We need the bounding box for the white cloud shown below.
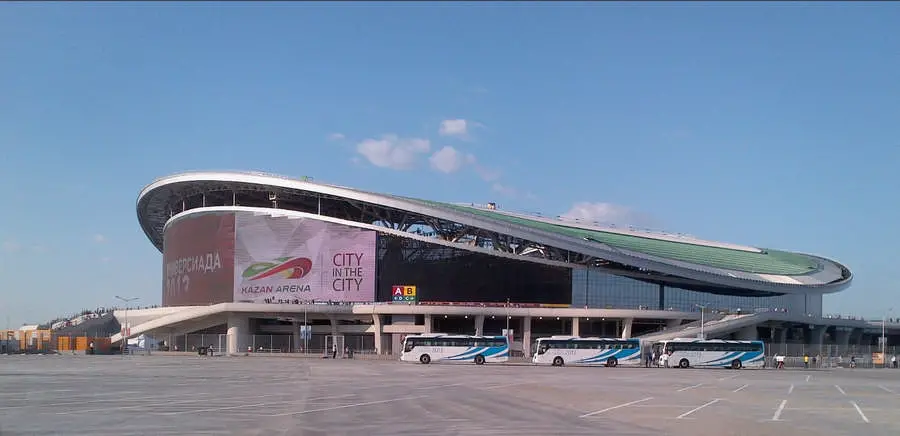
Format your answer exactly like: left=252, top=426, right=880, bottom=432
left=561, top=202, right=653, bottom=227
left=93, top=234, right=107, bottom=243
left=2, top=241, right=21, bottom=253
left=429, top=146, right=464, bottom=174
left=356, top=134, right=431, bottom=170
left=439, top=119, right=469, bottom=137
left=327, top=133, right=345, bottom=141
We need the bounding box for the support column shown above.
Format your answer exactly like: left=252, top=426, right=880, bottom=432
left=226, top=314, right=249, bottom=355
left=620, top=318, right=634, bottom=339
left=736, top=326, right=758, bottom=341
left=392, top=334, right=403, bottom=356
left=523, top=316, right=532, bottom=357
left=850, top=328, right=864, bottom=346
left=475, top=315, right=485, bottom=336
left=329, top=316, right=339, bottom=337
left=372, top=314, right=384, bottom=355
left=806, top=325, right=826, bottom=354
left=666, top=319, right=682, bottom=330
left=292, top=321, right=301, bottom=353
left=836, top=329, right=850, bottom=351
left=423, top=314, right=433, bottom=334
left=571, top=317, right=580, bottom=337
left=775, top=327, right=788, bottom=344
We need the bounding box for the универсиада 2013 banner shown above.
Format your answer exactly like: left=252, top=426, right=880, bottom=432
left=162, top=212, right=236, bottom=306
left=233, top=214, right=377, bottom=303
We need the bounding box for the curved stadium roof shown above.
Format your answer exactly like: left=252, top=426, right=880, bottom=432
left=137, top=171, right=852, bottom=296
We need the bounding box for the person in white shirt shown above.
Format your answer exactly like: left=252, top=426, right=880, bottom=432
left=774, top=354, right=785, bottom=369
left=660, top=352, right=669, bottom=368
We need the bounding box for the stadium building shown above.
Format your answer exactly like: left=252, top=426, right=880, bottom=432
left=116, top=171, right=898, bottom=356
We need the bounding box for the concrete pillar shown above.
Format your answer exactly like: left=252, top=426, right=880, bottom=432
left=666, top=319, right=682, bottom=329
left=523, top=316, right=532, bottom=357
left=329, top=317, right=339, bottom=337
left=292, top=321, right=301, bottom=352
left=836, top=329, right=850, bottom=351
left=807, top=326, right=827, bottom=354
left=423, top=314, right=433, bottom=334
left=775, top=327, right=788, bottom=344
left=372, top=314, right=384, bottom=355
left=226, top=314, right=249, bottom=355
left=571, top=317, right=580, bottom=337
left=392, top=333, right=404, bottom=356
left=475, top=315, right=485, bottom=336
left=736, top=326, right=758, bottom=341
left=850, top=328, right=864, bottom=346
left=620, top=318, right=634, bottom=339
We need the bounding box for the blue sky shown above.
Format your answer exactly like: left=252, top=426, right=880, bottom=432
left=1, top=2, right=897, bottom=327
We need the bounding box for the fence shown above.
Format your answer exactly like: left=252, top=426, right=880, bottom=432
left=762, top=343, right=899, bottom=369
left=169, top=334, right=377, bottom=355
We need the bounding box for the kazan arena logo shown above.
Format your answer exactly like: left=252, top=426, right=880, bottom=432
left=242, top=257, right=313, bottom=281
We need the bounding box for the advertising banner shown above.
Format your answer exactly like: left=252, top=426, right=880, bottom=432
left=162, top=212, right=236, bottom=306
left=233, top=214, right=377, bottom=303
left=391, top=285, right=417, bottom=303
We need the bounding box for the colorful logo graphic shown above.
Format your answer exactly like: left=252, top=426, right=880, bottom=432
left=242, top=257, right=313, bottom=281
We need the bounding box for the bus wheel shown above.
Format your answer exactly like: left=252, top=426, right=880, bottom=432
left=420, top=354, right=431, bottom=365
left=474, top=354, right=485, bottom=365
left=679, top=359, right=690, bottom=369
left=606, top=357, right=618, bottom=368
left=731, top=359, right=742, bottom=370
left=553, top=356, right=565, bottom=367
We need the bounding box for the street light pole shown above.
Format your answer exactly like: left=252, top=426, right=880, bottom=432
left=505, top=297, right=510, bottom=336
left=883, top=308, right=893, bottom=368
left=695, top=304, right=707, bottom=339
left=304, top=303, right=309, bottom=355
left=115, top=296, right=139, bottom=354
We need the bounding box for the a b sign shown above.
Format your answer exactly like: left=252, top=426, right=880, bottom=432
left=392, top=285, right=417, bottom=302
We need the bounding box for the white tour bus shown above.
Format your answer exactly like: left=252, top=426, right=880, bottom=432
left=401, top=333, right=509, bottom=365
left=653, top=338, right=765, bottom=369
left=532, top=336, right=642, bottom=367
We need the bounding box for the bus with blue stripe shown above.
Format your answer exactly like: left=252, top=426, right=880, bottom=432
left=401, top=334, right=509, bottom=365
left=653, top=339, right=765, bottom=369
left=532, top=336, right=641, bottom=367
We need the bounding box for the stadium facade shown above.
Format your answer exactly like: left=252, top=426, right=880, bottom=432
left=119, top=171, right=892, bottom=356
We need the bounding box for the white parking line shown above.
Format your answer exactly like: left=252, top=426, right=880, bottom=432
left=878, top=385, right=895, bottom=394
left=0, top=389, right=73, bottom=397
left=772, top=399, right=787, bottom=421
left=788, top=384, right=794, bottom=395
left=835, top=385, right=847, bottom=396
left=414, top=383, right=464, bottom=390
left=152, top=394, right=357, bottom=416
left=717, top=374, right=740, bottom=381
left=0, top=392, right=216, bottom=411
left=54, top=392, right=296, bottom=415
left=579, top=397, right=654, bottom=418
left=806, top=375, right=811, bottom=382
left=850, top=401, right=870, bottom=423
left=481, top=381, right=532, bottom=390
left=677, top=383, right=704, bottom=392
left=264, top=394, right=427, bottom=417
left=732, top=384, right=749, bottom=393
left=677, top=399, right=721, bottom=419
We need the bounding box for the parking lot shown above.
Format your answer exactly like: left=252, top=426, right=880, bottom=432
left=1, top=355, right=899, bottom=435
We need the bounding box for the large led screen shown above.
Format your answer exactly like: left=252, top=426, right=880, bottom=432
left=233, top=214, right=377, bottom=304
left=162, top=212, right=236, bottom=306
